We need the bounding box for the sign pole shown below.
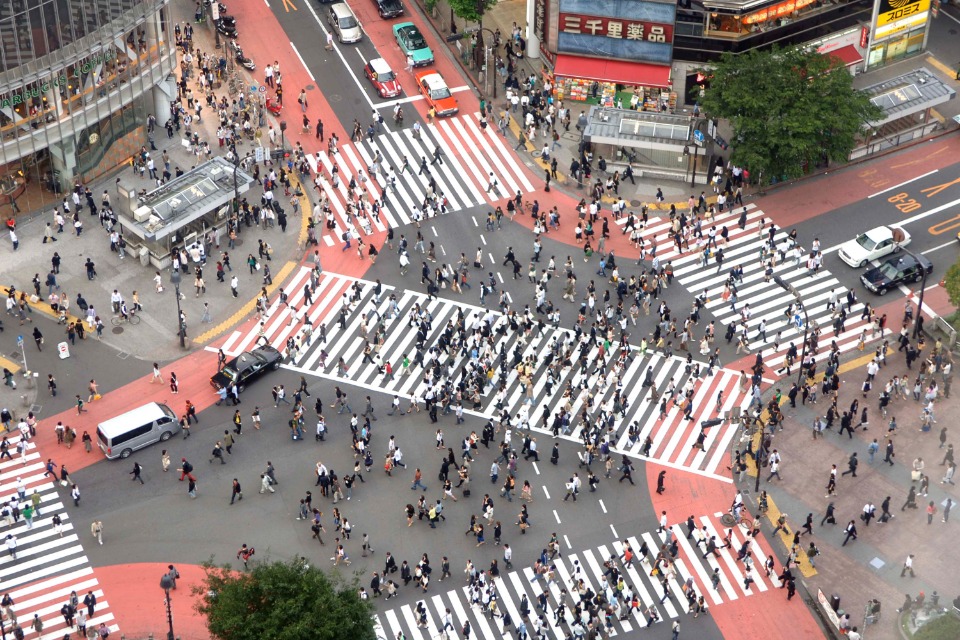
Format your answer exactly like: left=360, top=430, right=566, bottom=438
left=17, top=336, right=27, bottom=379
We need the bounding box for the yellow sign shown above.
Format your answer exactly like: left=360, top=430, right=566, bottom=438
left=877, top=0, right=929, bottom=27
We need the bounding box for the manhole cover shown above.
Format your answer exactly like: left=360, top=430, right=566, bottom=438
left=719, top=513, right=737, bottom=527
left=111, top=327, right=124, bottom=335
left=306, top=85, right=316, bottom=91
left=8, top=351, right=22, bottom=362
left=629, top=199, right=642, bottom=207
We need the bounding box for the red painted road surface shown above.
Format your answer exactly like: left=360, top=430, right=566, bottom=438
left=49, top=3, right=960, bottom=638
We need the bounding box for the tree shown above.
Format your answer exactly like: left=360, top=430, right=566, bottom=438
left=448, top=0, right=498, bottom=23
left=194, top=558, right=376, bottom=640
left=699, top=46, right=883, bottom=186
left=944, top=256, right=960, bottom=307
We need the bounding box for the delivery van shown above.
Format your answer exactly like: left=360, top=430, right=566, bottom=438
left=97, top=402, right=179, bottom=459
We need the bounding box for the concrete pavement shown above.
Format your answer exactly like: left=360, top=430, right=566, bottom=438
left=0, top=9, right=307, bottom=372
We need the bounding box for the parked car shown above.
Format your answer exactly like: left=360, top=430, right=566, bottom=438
left=372, top=0, right=404, bottom=19
left=415, top=70, right=458, bottom=116
left=364, top=57, right=402, bottom=98
left=838, top=225, right=910, bottom=268
left=393, top=22, right=433, bottom=66
left=211, top=346, right=282, bottom=392
left=328, top=3, right=362, bottom=43
left=860, top=254, right=932, bottom=295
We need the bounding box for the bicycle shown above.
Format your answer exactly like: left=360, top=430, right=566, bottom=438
left=111, top=313, right=141, bottom=326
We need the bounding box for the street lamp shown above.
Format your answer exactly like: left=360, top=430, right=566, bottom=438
left=773, top=275, right=809, bottom=387
left=160, top=573, right=175, bottom=640
left=169, top=269, right=186, bottom=348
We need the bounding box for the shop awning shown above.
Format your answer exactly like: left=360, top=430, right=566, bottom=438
left=554, top=54, right=672, bottom=88
left=827, top=45, right=863, bottom=67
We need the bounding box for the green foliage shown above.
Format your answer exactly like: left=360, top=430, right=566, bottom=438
left=194, top=558, right=375, bottom=640
left=448, top=0, right=498, bottom=23
left=699, top=45, right=884, bottom=186
left=913, top=612, right=960, bottom=640
left=944, top=257, right=960, bottom=308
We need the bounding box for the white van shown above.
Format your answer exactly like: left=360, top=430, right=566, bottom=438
left=97, top=402, right=180, bottom=459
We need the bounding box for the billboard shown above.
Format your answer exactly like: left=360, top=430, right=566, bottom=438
left=872, top=0, right=930, bottom=38
left=557, top=0, right=675, bottom=65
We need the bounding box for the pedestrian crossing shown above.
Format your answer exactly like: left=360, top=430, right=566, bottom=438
left=212, top=267, right=748, bottom=480
left=303, top=112, right=535, bottom=245
left=0, top=435, right=119, bottom=639
left=616, top=203, right=887, bottom=379
left=372, top=512, right=777, bottom=640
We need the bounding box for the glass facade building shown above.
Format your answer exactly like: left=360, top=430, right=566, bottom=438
left=0, top=0, right=175, bottom=215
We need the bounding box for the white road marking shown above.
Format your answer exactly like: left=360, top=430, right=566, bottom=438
left=867, top=169, right=938, bottom=198
left=921, top=240, right=957, bottom=255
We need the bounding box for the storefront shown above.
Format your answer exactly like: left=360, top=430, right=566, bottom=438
left=0, top=0, right=176, bottom=217
left=810, top=26, right=868, bottom=74
left=550, top=55, right=675, bottom=110
left=538, top=0, right=678, bottom=108
left=702, top=0, right=825, bottom=37
left=864, top=0, right=931, bottom=70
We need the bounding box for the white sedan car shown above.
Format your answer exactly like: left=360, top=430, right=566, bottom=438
left=838, top=225, right=911, bottom=268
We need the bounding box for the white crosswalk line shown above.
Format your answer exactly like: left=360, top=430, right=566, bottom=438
left=220, top=271, right=740, bottom=479
left=298, top=114, right=533, bottom=232
left=376, top=519, right=766, bottom=638
left=672, top=207, right=886, bottom=379
left=1, top=457, right=120, bottom=637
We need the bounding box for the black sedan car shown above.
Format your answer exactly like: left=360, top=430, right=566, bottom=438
left=372, top=0, right=403, bottom=18
left=211, top=345, right=282, bottom=392
left=860, top=254, right=933, bottom=295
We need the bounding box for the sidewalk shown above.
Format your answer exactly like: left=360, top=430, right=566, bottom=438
left=421, top=0, right=713, bottom=213
left=741, top=338, right=957, bottom=639
left=0, top=1, right=305, bottom=370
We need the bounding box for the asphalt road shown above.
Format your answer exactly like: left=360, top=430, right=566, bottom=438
left=22, top=3, right=960, bottom=639
left=788, top=159, right=960, bottom=298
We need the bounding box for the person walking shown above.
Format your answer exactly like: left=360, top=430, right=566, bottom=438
left=900, top=554, right=915, bottom=577
left=841, top=520, right=857, bottom=546
left=230, top=478, right=243, bottom=504
left=130, top=462, right=144, bottom=484
left=91, top=520, right=103, bottom=545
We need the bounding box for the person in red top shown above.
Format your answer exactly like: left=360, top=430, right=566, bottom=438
left=237, top=544, right=255, bottom=569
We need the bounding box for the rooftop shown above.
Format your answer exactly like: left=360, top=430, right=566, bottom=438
left=862, top=67, right=956, bottom=126
left=123, top=156, right=255, bottom=243
left=582, top=106, right=694, bottom=146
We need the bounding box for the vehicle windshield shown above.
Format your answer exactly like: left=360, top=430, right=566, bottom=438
left=339, top=16, right=358, bottom=28
left=430, top=86, right=451, bottom=100
left=878, top=263, right=901, bottom=279
left=856, top=234, right=878, bottom=251
left=406, top=30, right=425, bottom=48
left=378, top=69, right=395, bottom=81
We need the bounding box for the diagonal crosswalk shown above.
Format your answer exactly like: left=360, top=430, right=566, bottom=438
left=615, top=204, right=887, bottom=379
left=0, top=436, right=119, bottom=639
left=372, top=512, right=778, bottom=640
left=213, top=267, right=747, bottom=480
left=302, top=113, right=534, bottom=245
